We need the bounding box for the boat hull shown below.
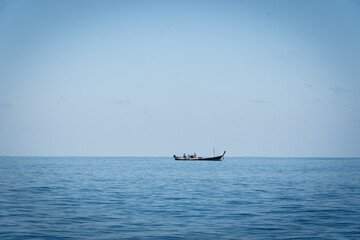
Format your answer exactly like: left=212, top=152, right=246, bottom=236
left=173, top=151, right=226, bottom=161
left=174, top=156, right=222, bottom=161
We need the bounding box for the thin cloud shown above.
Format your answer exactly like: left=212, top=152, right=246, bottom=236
left=303, top=81, right=312, bottom=88
left=110, top=99, right=131, bottom=106
left=115, top=99, right=130, bottom=104
left=160, top=25, right=171, bottom=33
left=330, top=86, right=350, bottom=94
left=251, top=98, right=266, bottom=104
left=0, top=103, right=12, bottom=109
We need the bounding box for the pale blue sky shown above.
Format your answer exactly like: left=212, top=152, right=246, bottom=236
left=1, top=0, right=360, bottom=157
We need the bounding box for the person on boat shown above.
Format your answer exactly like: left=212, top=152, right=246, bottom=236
left=194, top=152, right=196, bottom=158
left=183, top=153, right=186, bottom=158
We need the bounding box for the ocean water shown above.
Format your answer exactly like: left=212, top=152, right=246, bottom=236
left=0, top=157, right=360, bottom=239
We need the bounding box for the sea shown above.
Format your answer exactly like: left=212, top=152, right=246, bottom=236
left=0, top=156, right=359, bottom=240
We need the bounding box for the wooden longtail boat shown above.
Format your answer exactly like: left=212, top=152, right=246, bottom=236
left=173, top=151, right=226, bottom=161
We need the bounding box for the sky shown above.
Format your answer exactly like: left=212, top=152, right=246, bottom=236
left=0, top=0, right=360, bottom=157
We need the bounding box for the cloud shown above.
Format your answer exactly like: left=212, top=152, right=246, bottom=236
left=110, top=99, right=131, bottom=106
left=115, top=99, right=130, bottom=105
left=250, top=98, right=266, bottom=104
left=0, top=103, right=12, bottom=110
left=303, top=81, right=312, bottom=88
left=330, top=86, right=350, bottom=95
left=160, top=25, right=171, bottom=33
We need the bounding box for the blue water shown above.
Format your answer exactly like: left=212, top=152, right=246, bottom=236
left=1, top=157, right=360, bottom=239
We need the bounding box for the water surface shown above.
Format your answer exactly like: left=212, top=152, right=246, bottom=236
left=1, top=157, right=359, bottom=239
